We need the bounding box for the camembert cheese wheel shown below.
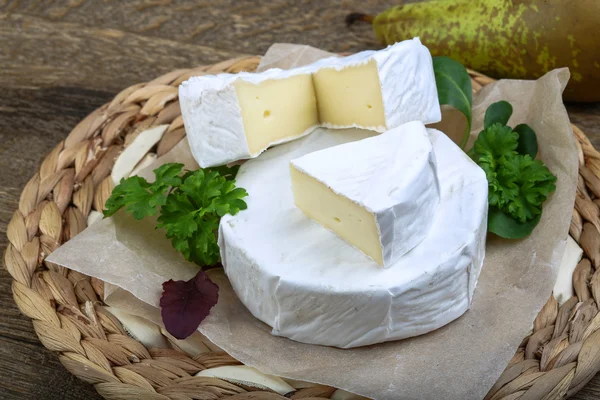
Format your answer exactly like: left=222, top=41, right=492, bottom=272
left=219, top=126, right=488, bottom=348
left=290, top=121, right=440, bottom=267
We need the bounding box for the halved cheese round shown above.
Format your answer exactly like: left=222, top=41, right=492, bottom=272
left=179, top=38, right=440, bottom=168
left=219, top=127, right=488, bottom=348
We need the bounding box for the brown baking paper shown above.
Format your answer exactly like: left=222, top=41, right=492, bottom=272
left=47, top=44, right=577, bottom=400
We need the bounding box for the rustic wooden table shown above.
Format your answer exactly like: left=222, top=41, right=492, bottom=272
left=1, top=1, right=600, bottom=399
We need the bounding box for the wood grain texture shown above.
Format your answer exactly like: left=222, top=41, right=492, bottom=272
left=1, top=0, right=387, bottom=54
left=0, top=1, right=599, bottom=399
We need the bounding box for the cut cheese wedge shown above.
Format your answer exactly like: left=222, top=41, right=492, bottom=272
left=311, top=41, right=440, bottom=131
left=179, top=67, right=318, bottom=168
left=290, top=121, right=440, bottom=267
left=179, top=37, right=440, bottom=167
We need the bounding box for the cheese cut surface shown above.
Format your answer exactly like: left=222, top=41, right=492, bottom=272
left=235, top=75, right=319, bottom=155
left=309, top=38, right=441, bottom=132
left=312, top=60, right=386, bottom=130
left=290, top=166, right=383, bottom=264
left=179, top=37, right=441, bottom=167
left=219, top=127, right=488, bottom=348
left=289, top=121, right=439, bottom=267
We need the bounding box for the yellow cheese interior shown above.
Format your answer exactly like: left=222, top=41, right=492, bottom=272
left=290, top=165, right=383, bottom=265
left=234, top=61, right=388, bottom=154
left=312, top=60, right=386, bottom=129
left=235, top=75, right=319, bottom=156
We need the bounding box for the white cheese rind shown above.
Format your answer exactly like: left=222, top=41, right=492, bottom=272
left=179, top=38, right=440, bottom=168
left=219, top=127, right=488, bottom=348
left=290, top=121, right=440, bottom=267
left=179, top=67, right=318, bottom=168
left=179, top=77, right=247, bottom=168
left=312, top=38, right=441, bottom=131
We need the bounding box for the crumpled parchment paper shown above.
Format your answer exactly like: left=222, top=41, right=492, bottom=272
left=47, top=43, right=577, bottom=400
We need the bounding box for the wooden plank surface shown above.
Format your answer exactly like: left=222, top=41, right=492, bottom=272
left=0, top=1, right=599, bottom=399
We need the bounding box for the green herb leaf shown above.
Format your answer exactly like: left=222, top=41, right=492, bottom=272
left=103, top=177, right=168, bottom=220
left=154, top=163, right=185, bottom=187
left=514, top=123, right=539, bottom=158
left=432, top=56, right=472, bottom=149
left=156, top=168, right=248, bottom=266
left=488, top=207, right=541, bottom=239
left=469, top=103, right=556, bottom=239
left=484, top=101, right=513, bottom=129
left=470, top=123, right=518, bottom=164
left=103, top=163, right=248, bottom=266
left=103, top=163, right=186, bottom=220
left=498, top=155, right=557, bottom=223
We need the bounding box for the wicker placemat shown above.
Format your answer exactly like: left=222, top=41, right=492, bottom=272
left=4, top=56, right=600, bottom=400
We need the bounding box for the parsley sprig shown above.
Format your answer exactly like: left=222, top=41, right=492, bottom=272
left=103, top=163, right=248, bottom=265
left=469, top=101, right=557, bottom=239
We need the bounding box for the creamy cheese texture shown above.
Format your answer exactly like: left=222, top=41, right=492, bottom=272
left=310, top=39, right=441, bottom=131
left=235, top=75, right=319, bottom=156
left=179, top=37, right=441, bottom=167
left=290, top=121, right=440, bottom=267
left=219, top=127, right=488, bottom=348
left=312, top=60, right=387, bottom=130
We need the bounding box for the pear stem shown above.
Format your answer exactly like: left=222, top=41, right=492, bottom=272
left=345, top=12, right=374, bottom=27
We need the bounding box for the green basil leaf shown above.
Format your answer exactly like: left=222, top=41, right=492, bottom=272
left=514, top=123, right=539, bottom=158
left=484, top=101, right=513, bottom=129
left=488, top=206, right=541, bottom=239
left=432, top=56, right=472, bottom=149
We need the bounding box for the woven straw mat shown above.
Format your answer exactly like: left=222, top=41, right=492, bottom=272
left=4, top=55, right=600, bottom=400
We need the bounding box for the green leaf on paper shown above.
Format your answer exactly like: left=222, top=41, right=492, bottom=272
left=484, top=101, right=513, bottom=129
left=103, top=163, right=186, bottom=220
left=103, top=163, right=248, bottom=266
left=514, top=123, right=539, bottom=158
left=157, top=168, right=248, bottom=266
left=469, top=100, right=557, bottom=239
left=488, top=207, right=541, bottom=239
left=471, top=124, right=556, bottom=225
left=432, top=56, right=473, bottom=149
